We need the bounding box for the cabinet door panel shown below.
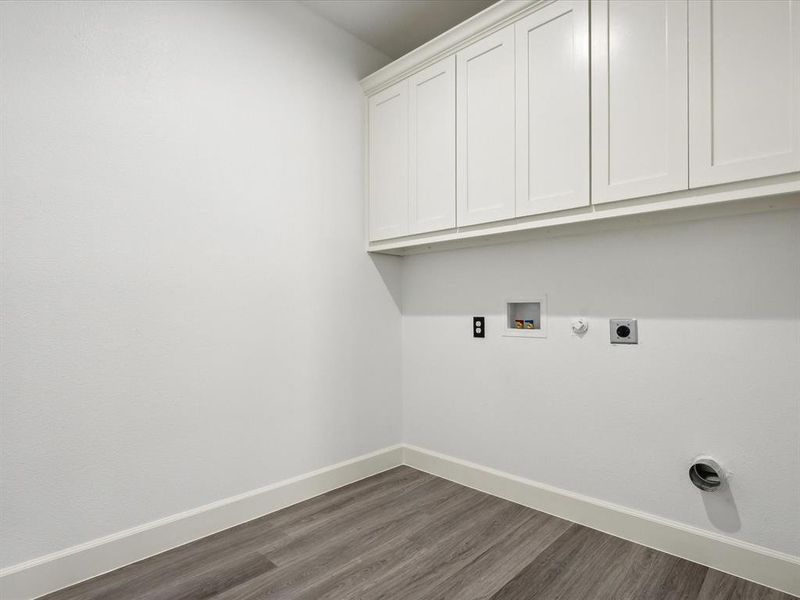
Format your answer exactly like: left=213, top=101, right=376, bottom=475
left=592, top=0, right=688, bottom=203
left=457, top=26, right=516, bottom=227
left=689, top=0, right=800, bottom=187
left=409, top=56, right=456, bottom=234
left=368, top=80, right=409, bottom=241
left=516, top=0, right=589, bottom=216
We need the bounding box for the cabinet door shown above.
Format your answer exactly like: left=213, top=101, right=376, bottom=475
left=409, top=56, right=456, bottom=234
left=689, top=0, right=800, bottom=188
left=457, top=26, right=516, bottom=226
left=592, top=0, right=688, bottom=204
left=516, top=0, right=589, bottom=216
left=368, top=80, right=409, bottom=241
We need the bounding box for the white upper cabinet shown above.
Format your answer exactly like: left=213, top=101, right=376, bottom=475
left=409, top=56, right=456, bottom=234
left=457, top=25, right=516, bottom=227
left=515, top=0, right=589, bottom=216
left=368, top=80, right=409, bottom=241
left=592, top=0, right=689, bottom=204
left=689, top=0, right=800, bottom=188
left=362, top=0, right=800, bottom=253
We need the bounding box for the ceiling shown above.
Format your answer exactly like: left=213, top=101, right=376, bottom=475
left=302, top=0, right=497, bottom=59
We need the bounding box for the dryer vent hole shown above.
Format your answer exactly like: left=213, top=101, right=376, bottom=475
left=689, top=461, right=722, bottom=491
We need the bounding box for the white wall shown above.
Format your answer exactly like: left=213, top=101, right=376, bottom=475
left=0, top=0, right=399, bottom=569
left=3, top=0, right=799, bottom=578
left=402, top=209, right=800, bottom=557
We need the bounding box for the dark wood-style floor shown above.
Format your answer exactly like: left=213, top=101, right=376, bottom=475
left=41, top=466, right=796, bottom=600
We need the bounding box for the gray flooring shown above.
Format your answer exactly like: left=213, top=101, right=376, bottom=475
left=40, top=466, right=797, bottom=600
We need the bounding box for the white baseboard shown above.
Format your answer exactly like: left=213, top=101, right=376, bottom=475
left=4, top=444, right=798, bottom=599
left=403, top=445, right=800, bottom=597
left=0, top=445, right=404, bottom=600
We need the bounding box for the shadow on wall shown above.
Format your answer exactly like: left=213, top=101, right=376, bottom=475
left=701, top=487, right=742, bottom=534
left=398, top=208, right=800, bottom=321
left=370, top=253, right=403, bottom=312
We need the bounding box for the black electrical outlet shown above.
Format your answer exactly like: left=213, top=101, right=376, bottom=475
left=473, top=316, right=485, bottom=338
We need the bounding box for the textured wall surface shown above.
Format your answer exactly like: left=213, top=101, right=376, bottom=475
left=402, top=209, right=800, bottom=557
left=0, top=0, right=399, bottom=568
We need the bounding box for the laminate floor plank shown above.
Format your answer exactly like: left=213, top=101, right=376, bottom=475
left=611, top=544, right=708, bottom=600
left=38, top=467, right=422, bottom=600
left=266, top=474, right=461, bottom=567
left=271, top=466, right=435, bottom=541
left=38, top=466, right=798, bottom=600
left=314, top=493, right=515, bottom=600
left=287, top=527, right=428, bottom=600
left=488, top=524, right=773, bottom=600
left=38, top=466, right=423, bottom=600
left=696, top=569, right=798, bottom=600
left=137, top=553, right=276, bottom=600
left=362, top=500, right=533, bottom=600
left=37, top=526, right=286, bottom=600
left=212, top=476, right=471, bottom=599
left=424, top=510, right=575, bottom=600
left=489, top=523, right=637, bottom=600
